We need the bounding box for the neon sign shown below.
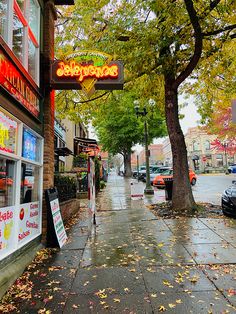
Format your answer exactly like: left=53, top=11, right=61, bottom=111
left=0, top=48, right=40, bottom=118
left=56, top=61, right=119, bottom=82
left=50, top=51, right=124, bottom=96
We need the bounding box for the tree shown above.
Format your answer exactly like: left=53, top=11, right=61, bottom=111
left=93, top=91, right=167, bottom=176
left=55, top=0, right=236, bottom=212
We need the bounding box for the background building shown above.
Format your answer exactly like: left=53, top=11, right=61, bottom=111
left=185, top=127, right=234, bottom=173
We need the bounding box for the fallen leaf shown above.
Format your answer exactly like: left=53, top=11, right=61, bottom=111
left=113, top=298, right=121, bottom=303
left=158, top=305, right=167, bottom=312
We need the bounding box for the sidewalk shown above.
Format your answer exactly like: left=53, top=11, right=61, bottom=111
left=2, top=173, right=236, bottom=313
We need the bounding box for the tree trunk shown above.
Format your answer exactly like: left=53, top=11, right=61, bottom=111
left=165, top=77, right=196, bottom=212
left=123, top=152, right=132, bottom=177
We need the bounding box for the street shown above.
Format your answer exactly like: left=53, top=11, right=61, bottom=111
left=142, top=173, right=236, bottom=205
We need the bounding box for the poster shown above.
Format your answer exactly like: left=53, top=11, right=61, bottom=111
left=18, top=201, right=40, bottom=246
left=49, top=198, right=67, bottom=248
left=0, top=205, right=16, bottom=257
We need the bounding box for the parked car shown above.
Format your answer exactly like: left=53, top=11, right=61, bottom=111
left=153, top=169, right=197, bottom=188
left=142, top=167, right=172, bottom=184
left=228, top=164, right=236, bottom=174
left=221, top=181, right=236, bottom=217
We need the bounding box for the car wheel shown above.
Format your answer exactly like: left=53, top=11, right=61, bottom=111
left=191, top=178, right=196, bottom=186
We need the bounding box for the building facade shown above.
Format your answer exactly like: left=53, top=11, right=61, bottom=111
left=0, top=0, right=74, bottom=298
left=138, top=144, right=164, bottom=166
left=185, top=127, right=234, bottom=173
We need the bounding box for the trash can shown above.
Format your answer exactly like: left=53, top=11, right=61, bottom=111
left=163, top=178, right=173, bottom=201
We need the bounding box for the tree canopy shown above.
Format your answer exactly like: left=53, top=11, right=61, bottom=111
left=55, top=0, right=236, bottom=211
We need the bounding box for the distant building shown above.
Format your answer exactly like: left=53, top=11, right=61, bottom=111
left=185, top=127, right=234, bottom=172
left=162, top=137, right=172, bottom=166
left=136, top=144, right=164, bottom=166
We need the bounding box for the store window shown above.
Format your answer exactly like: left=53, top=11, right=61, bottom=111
left=204, top=140, right=210, bottom=151
left=193, top=141, right=199, bottom=151
left=0, top=0, right=8, bottom=41
left=12, top=12, right=24, bottom=63
left=22, top=128, right=41, bottom=162
left=0, top=0, right=40, bottom=83
left=216, top=154, right=223, bottom=167
left=0, top=110, right=18, bottom=154
left=20, top=163, right=40, bottom=204
left=0, top=158, right=15, bottom=208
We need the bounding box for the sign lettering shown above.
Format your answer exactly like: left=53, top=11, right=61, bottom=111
left=0, top=48, right=40, bottom=118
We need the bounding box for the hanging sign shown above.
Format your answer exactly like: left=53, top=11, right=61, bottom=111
left=0, top=47, right=40, bottom=118
left=50, top=50, right=124, bottom=96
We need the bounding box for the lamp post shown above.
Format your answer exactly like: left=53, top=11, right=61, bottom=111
left=222, top=141, right=229, bottom=174
left=134, top=99, right=155, bottom=195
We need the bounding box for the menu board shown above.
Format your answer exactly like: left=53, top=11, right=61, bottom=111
left=49, top=198, right=67, bottom=248
left=18, top=201, right=40, bottom=246
left=0, top=205, right=16, bottom=257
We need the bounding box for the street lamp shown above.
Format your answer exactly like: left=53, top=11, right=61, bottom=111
left=134, top=99, right=155, bottom=195
left=222, top=141, right=229, bottom=174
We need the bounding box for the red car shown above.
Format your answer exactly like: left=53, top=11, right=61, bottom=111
left=153, top=169, right=197, bottom=188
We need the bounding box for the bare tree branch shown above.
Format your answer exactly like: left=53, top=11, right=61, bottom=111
left=202, top=24, right=236, bottom=37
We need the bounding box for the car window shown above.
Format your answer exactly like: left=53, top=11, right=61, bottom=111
left=161, top=169, right=173, bottom=175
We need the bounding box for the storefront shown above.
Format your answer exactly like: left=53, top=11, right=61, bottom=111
left=0, top=0, right=43, bottom=263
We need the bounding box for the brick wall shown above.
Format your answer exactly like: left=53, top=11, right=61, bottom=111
left=41, top=0, right=57, bottom=243
left=60, top=199, right=80, bottom=222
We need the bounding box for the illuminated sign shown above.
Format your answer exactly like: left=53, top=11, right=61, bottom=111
left=56, top=61, right=119, bottom=82
left=0, top=48, right=40, bottom=118
left=50, top=50, right=124, bottom=95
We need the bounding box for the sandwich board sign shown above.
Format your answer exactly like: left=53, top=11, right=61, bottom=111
left=45, top=187, right=67, bottom=248
left=130, top=180, right=144, bottom=200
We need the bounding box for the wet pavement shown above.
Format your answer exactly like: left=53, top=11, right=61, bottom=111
left=2, top=173, right=236, bottom=313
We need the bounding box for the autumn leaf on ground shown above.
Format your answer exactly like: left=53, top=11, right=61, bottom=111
left=158, top=305, right=167, bottom=312
left=176, top=299, right=182, bottom=304
left=113, top=298, right=121, bottom=303
left=72, top=304, right=80, bottom=309
left=124, top=287, right=130, bottom=292
left=189, top=276, right=199, bottom=283
left=169, top=303, right=176, bottom=308
left=151, top=293, right=157, bottom=298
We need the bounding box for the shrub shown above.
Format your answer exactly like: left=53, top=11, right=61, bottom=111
left=54, top=174, right=76, bottom=202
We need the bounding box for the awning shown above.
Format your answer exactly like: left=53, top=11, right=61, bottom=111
left=55, top=147, right=73, bottom=156
left=54, top=0, right=74, bottom=5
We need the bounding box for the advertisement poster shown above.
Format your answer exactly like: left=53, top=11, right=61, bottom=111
left=49, top=198, right=67, bottom=248
left=22, top=129, right=37, bottom=161
left=88, top=158, right=96, bottom=215
left=18, top=201, right=40, bottom=246
left=0, top=205, right=16, bottom=258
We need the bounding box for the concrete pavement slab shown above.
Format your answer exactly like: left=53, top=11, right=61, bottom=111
left=165, top=218, right=208, bottom=231
left=142, top=265, right=215, bottom=292
left=199, top=217, right=236, bottom=230
left=135, top=244, right=195, bottom=266
left=150, top=291, right=236, bottom=313
left=61, top=235, right=88, bottom=250
left=64, top=293, right=153, bottom=313
left=71, top=266, right=146, bottom=295
left=184, top=243, right=236, bottom=264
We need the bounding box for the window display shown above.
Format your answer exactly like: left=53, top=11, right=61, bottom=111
left=20, top=163, right=40, bottom=204
left=22, top=129, right=37, bottom=161
left=0, top=108, right=43, bottom=260
left=0, top=158, right=15, bottom=208
left=0, top=110, right=18, bottom=154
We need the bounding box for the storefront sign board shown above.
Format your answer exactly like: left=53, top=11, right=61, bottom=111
left=0, top=48, right=40, bottom=118
left=18, top=201, right=40, bottom=246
